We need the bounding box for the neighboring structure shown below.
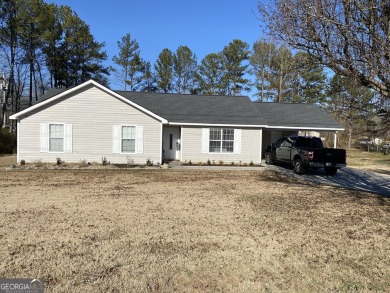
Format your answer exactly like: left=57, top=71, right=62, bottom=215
left=10, top=80, right=344, bottom=164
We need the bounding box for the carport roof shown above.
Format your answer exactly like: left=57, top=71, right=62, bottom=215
left=252, top=102, right=344, bottom=130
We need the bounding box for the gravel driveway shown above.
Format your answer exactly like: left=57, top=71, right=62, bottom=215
left=265, top=163, right=390, bottom=196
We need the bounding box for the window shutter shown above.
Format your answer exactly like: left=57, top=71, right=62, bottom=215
left=201, top=128, right=209, bottom=153
left=40, top=123, right=48, bottom=153
left=234, top=129, right=241, bottom=154
left=113, top=125, right=120, bottom=153
left=64, top=124, right=73, bottom=153
left=136, top=126, right=144, bottom=154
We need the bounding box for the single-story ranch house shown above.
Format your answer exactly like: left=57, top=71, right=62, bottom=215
left=10, top=80, right=344, bottom=165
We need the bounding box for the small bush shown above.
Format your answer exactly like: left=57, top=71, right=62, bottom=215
left=218, top=160, right=224, bottom=165
left=188, top=160, right=192, bottom=166
left=249, top=161, right=254, bottom=166
left=20, top=159, right=26, bottom=166
left=79, top=159, right=88, bottom=168
left=102, top=156, right=108, bottom=166
left=230, top=161, right=235, bottom=166
left=56, top=158, right=62, bottom=166
left=0, top=128, right=16, bottom=154
left=126, top=156, right=135, bottom=167
left=243, top=162, right=248, bottom=167
left=146, top=158, right=153, bottom=166
left=207, top=159, right=211, bottom=165
left=34, top=159, right=43, bottom=168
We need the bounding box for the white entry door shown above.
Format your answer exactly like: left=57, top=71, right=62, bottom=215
left=163, top=127, right=181, bottom=161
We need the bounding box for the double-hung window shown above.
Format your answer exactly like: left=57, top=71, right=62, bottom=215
left=121, top=126, right=136, bottom=153
left=40, top=123, right=72, bottom=153
left=209, top=128, right=234, bottom=153
left=49, top=124, right=64, bottom=152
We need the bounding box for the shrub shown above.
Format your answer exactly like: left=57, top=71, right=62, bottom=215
left=207, top=159, right=211, bottom=165
left=56, top=158, right=62, bottom=166
left=20, top=159, right=26, bottom=166
left=218, top=160, right=224, bottom=165
left=188, top=160, right=192, bottom=166
left=34, top=159, right=43, bottom=168
left=0, top=128, right=16, bottom=154
left=79, top=159, right=88, bottom=168
left=146, top=158, right=153, bottom=166
left=126, top=156, right=135, bottom=167
left=230, top=161, right=235, bottom=166
left=249, top=161, right=254, bottom=166
left=102, top=156, right=108, bottom=166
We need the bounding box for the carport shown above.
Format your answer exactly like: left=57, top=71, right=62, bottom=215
left=252, top=102, right=345, bottom=157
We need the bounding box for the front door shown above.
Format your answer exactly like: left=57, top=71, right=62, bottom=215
left=163, top=127, right=181, bottom=161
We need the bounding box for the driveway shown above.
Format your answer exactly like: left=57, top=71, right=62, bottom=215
left=265, top=163, right=390, bottom=196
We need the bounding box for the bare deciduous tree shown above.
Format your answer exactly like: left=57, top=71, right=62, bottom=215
left=258, top=0, right=390, bottom=98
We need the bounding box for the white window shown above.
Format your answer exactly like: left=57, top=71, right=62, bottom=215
left=113, top=125, right=143, bottom=154
left=49, top=124, right=64, bottom=152
left=121, top=126, right=136, bottom=153
left=202, top=128, right=241, bottom=154
left=40, top=123, right=72, bottom=153
left=209, top=128, right=234, bottom=153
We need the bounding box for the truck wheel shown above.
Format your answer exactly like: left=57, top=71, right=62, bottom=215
left=265, top=153, right=273, bottom=165
left=325, top=167, right=337, bottom=176
left=293, top=159, right=305, bottom=175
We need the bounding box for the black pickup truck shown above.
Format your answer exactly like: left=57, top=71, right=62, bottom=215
left=265, top=136, right=346, bottom=175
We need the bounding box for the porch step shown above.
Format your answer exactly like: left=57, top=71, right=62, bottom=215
left=168, top=160, right=182, bottom=168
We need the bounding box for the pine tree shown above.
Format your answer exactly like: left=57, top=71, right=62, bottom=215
left=220, top=39, right=250, bottom=96
left=173, top=46, right=197, bottom=94
left=112, top=33, right=144, bottom=91
left=154, top=48, right=173, bottom=93
left=196, top=53, right=224, bottom=95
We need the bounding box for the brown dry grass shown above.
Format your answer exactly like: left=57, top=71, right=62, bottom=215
left=0, top=167, right=389, bottom=293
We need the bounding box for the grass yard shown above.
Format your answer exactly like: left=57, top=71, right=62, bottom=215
left=0, top=168, right=389, bottom=292
left=347, top=148, right=390, bottom=170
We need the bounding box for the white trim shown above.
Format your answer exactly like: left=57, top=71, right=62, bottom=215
left=9, top=80, right=168, bottom=123
left=119, top=124, right=137, bottom=154
left=160, top=123, right=163, bottom=164
left=265, top=126, right=344, bottom=131
left=17, top=119, right=20, bottom=162
left=233, top=129, right=241, bottom=154
left=259, top=128, right=263, bottom=164
left=180, top=126, right=183, bottom=162
left=201, top=128, right=209, bottom=153
left=136, top=125, right=144, bottom=154
left=169, top=122, right=267, bottom=128
left=48, top=123, right=66, bottom=153
left=112, top=125, right=120, bottom=154
left=64, top=124, right=72, bottom=153
left=207, top=127, right=236, bottom=154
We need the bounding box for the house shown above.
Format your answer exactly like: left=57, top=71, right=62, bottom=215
left=9, top=80, right=344, bottom=165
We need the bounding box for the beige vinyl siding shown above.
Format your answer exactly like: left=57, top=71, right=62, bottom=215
left=18, top=85, right=161, bottom=164
left=181, top=126, right=262, bottom=164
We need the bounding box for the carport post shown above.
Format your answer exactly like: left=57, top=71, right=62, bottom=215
left=334, top=131, right=338, bottom=148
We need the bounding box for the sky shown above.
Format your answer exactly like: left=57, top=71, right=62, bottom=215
left=48, top=0, right=264, bottom=95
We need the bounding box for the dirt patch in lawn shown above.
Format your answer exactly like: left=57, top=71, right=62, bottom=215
left=0, top=169, right=389, bottom=292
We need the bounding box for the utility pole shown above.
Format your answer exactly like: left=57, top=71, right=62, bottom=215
left=0, top=72, right=8, bottom=128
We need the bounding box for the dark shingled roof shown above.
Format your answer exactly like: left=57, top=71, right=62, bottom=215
left=35, top=86, right=343, bottom=129
left=117, top=91, right=267, bottom=125
left=252, top=102, right=342, bottom=129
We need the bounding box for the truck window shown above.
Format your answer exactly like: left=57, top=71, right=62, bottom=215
left=295, top=137, right=323, bottom=148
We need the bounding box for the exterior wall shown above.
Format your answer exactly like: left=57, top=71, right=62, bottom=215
left=181, top=126, right=262, bottom=164
left=17, top=85, right=162, bottom=164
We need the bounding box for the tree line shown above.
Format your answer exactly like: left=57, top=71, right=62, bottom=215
left=0, top=0, right=388, bottom=147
